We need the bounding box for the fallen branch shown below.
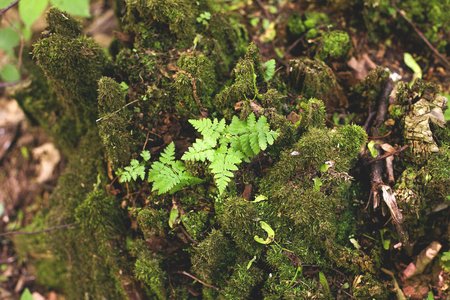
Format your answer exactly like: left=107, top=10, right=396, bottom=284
left=0, top=223, right=78, bottom=236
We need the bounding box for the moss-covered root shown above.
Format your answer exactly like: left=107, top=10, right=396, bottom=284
left=97, top=77, right=132, bottom=170
left=32, top=7, right=108, bottom=148
left=289, top=58, right=348, bottom=110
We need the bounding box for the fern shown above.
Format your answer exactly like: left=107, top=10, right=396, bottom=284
left=183, top=113, right=278, bottom=194
left=148, top=142, right=203, bottom=195
left=116, top=151, right=151, bottom=183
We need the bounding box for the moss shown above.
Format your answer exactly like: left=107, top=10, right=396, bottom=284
left=220, top=260, right=264, bottom=299
left=287, top=11, right=330, bottom=38
left=350, top=66, right=390, bottom=111
left=215, top=43, right=266, bottom=120
left=16, top=130, right=131, bottom=298
left=46, top=6, right=82, bottom=37
left=217, top=196, right=262, bottom=256
left=289, top=58, right=348, bottom=110
left=97, top=77, right=133, bottom=170
left=182, top=210, right=210, bottom=241
left=173, top=52, right=218, bottom=115
left=191, top=229, right=236, bottom=285
left=133, top=244, right=167, bottom=300
left=362, top=0, right=450, bottom=53
left=13, top=60, right=80, bottom=154
left=296, top=97, right=327, bottom=131
left=137, top=207, right=169, bottom=239
left=31, top=7, right=108, bottom=150
left=314, top=30, right=351, bottom=63
left=124, top=0, right=197, bottom=46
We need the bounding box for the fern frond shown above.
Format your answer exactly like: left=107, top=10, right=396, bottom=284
left=148, top=143, right=202, bottom=194
left=209, top=151, right=242, bottom=194
left=159, top=141, right=175, bottom=164
left=182, top=139, right=216, bottom=162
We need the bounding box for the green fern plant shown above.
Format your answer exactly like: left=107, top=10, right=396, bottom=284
left=116, top=150, right=150, bottom=183
left=182, top=113, right=278, bottom=194
left=147, top=142, right=203, bottom=195
left=116, top=143, right=203, bottom=195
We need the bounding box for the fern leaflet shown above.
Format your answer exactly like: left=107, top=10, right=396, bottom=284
left=185, top=113, right=278, bottom=194
left=148, top=142, right=203, bottom=195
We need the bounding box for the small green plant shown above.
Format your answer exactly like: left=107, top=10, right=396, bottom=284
left=147, top=142, right=203, bottom=195
left=254, top=221, right=275, bottom=244
left=182, top=113, right=278, bottom=194
left=117, top=114, right=277, bottom=195
left=196, top=11, right=211, bottom=25
left=116, top=151, right=150, bottom=182
left=440, top=251, right=450, bottom=271
left=264, top=59, right=276, bottom=81
left=404, top=53, right=422, bottom=86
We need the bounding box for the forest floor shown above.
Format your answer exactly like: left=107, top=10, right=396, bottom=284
left=1, top=1, right=450, bottom=299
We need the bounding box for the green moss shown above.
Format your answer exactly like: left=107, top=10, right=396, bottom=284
left=362, top=0, right=450, bottom=52
left=350, top=66, right=390, bottom=111
left=13, top=60, right=79, bottom=154
left=16, top=131, right=131, bottom=298
left=31, top=8, right=108, bottom=150
left=133, top=244, right=167, bottom=300
left=287, top=11, right=330, bottom=37
left=220, top=260, right=264, bottom=299
left=296, top=97, right=327, bottom=131
left=217, top=196, right=262, bottom=255
left=314, top=30, right=351, bottom=62
left=46, top=6, right=82, bottom=37
left=182, top=210, right=210, bottom=240
left=173, top=52, right=218, bottom=115
left=97, top=77, right=132, bottom=170
left=191, top=229, right=236, bottom=285
left=289, top=58, right=348, bottom=109
left=215, top=43, right=266, bottom=120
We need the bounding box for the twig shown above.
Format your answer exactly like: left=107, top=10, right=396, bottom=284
left=391, top=0, right=450, bottom=70
left=254, top=0, right=271, bottom=21
left=0, top=81, right=24, bottom=88
left=171, top=270, right=220, bottom=291
left=0, top=0, right=19, bottom=16
left=48, top=232, right=72, bottom=276
left=96, top=99, right=139, bottom=122
left=143, top=130, right=151, bottom=150
left=177, top=224, right=199, bottom=245
left=368, top=131, right=392, bottom=140
left=0, top=223, right=78, bottom=236
left=364, top=145, right=408, bottom=166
